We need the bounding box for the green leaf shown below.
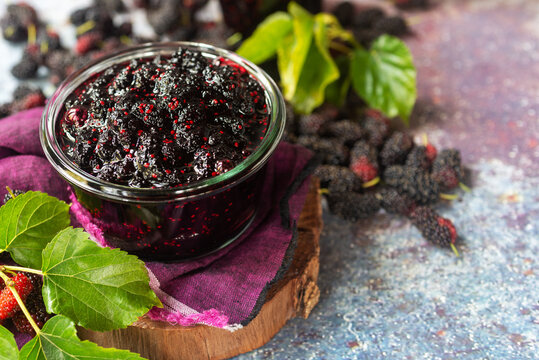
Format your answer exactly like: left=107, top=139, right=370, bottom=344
left=350, top=35, right=417, bottom=124
left=0, top=191, right=70, bottom=269
left=277, top=2, right=314, bottom=100
left=19, top=316, right=146, bottom=360
left=287, top=13, right=340, bottom=114
left=237, top=11, right=293, bottom=64
left=41, top=228, right=162, bottom=331
left=0, top=325, right=18, bottom=360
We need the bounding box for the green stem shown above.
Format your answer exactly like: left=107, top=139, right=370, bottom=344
left=0, top=270, right=41, bottom=335
left=5, top=186, right=15, bottom=199
left=2, top=265, right=43, bottom=275
left=329, top=41, right=352, bottom=55
left=450, top=243, right=460, bottom=257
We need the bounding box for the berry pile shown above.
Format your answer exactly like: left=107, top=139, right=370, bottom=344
left=0, top=272, right=51, bottom=336
left=286, top=106, right=466, bottom=252
left=331, top=2, right=412, bottom=48
left=59, top=49, right=268, bottom=188
left=0, top=0, right=224, bottom=118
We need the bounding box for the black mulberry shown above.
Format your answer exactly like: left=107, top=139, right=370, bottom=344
left=362, top=115, right=390, bottom=148
left=327, top=192, right=381, bottom=221
left=409, top=206, right=457, bottom=247
left=297, top=136, right=348, bottom=165
left=384, top=165, right=439, bottom=204
left=4, top=190, right=25, bottom=204
left=376, top=187, right=416, bottom=216
left=353, top=7, right=385, bottom=30
left=405, top=145, right=431, bottom=171
left=297, top=112, right=330, bottom=136
left=314, top=165, right=362, bottom=193
left=380, top=131, right=413, bottom=167
left=373, top=16, right=409, bottom=37
left=320, top=119, right=363, bottom=146
left=11, top=58, right=39, bottom=79
left=332, top=1, right=355, bottom=28
left=432, top=149, right=463, bottom=190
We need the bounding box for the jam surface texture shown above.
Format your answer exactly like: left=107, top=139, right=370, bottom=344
left=58, top=48, right=269, bottom=188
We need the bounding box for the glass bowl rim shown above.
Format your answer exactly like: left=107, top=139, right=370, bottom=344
left=40, top=41, right=286, bottom=204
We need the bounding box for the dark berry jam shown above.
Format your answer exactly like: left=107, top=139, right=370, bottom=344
left=58, top=48, right=269, bottom=188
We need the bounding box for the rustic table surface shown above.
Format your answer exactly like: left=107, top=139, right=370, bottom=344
left=1, top=1, right=537, bottom=359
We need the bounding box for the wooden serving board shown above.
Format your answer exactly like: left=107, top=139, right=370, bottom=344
left=78, top=178, right=322, bottom=360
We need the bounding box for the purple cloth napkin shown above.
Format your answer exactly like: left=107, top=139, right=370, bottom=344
left=0, top=108, right=314, bottom=333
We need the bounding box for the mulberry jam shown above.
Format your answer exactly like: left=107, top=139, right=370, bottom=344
left=41, top=43, right=285, bottom=261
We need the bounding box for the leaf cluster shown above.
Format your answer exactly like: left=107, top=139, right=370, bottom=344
left=237, top=2, right=417, bottom=124
left=0, top=191, right=162, bottom=359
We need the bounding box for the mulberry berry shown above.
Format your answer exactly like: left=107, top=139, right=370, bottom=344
left=147, top=0, right=185, bottom=35
left=349, top=141, right=378, bottom=183
left=11, top=58, right=39, bottom=79
left=75, top=32, right=102, bottom=55
left=314, top=165, right=362, bottom=193
left=395, top=0, right=429, bottom=10
left=2, top=189, right=25, bottom=205
left=13, top=84, right=37, bottom=99
left=219, top=0, right=260, bottom=34
left=384, top=165, right=440, bottom=204
left=405, top=146, right=431, bottom=171
left=13, top=92, right=46, bottom=112
left=320, top=120, right=363, bottom=146
left=376, top=187, right=416, bottom=216
left=353, top=7, right=385, bottom=30
left=0, top=273, right=33, bottom=320
left=1, top=14, right=27, bottom=42
left=6, top=3, right=38, bottom=27
left=353, top=28, right=383, bottom=49
left=94, top=0, right=127, bottom=13
left=297, top=112, right=330, bottom=136
left=1, top=3, right=37, bottom=43
left=37, top=29, right=63, bottom=55
left=373, top=16, right=409, bottom=37
left=362, top=115, right=390, bottom=148
left=332, top=1, right=355, bottom=28
left=380, top=131, right=413, bottom=167
left=12, top=274, right=51, bottom=335
left=283, top=102, right=297, bottom=142
left=327, top=192, right=381, bottom=221
left=432, top=149, right=463, bottom=190
left=0, top=103, right=12, bottom=119
left=297, top=136, right=348, bottom=165
left=425, top=142, right=437, bottom=163
left=410, top=206, right=457, bottom=247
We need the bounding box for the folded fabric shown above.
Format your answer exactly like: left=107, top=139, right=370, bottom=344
left=0, top=108, right=314, bottom=340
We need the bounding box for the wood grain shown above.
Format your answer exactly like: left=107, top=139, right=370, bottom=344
left=78, top=178, right=322, bottom=360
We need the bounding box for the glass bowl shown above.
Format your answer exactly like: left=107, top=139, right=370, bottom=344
left=40, top=42, right=285, bottom=261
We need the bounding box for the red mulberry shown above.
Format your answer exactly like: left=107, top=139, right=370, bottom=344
left=0, top=273, right=33, bottom=320
left=349, top=141, right=378, bottom=183
left=410, top=206, right=457, bottom=247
